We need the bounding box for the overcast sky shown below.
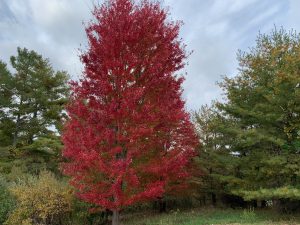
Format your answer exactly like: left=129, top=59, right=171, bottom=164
left=1, top=0, right=300, bottom=110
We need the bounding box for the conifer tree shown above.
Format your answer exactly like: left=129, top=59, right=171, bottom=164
left=0, top=48, right=69, bottom=174
left=0, top=61, right=14, bottom=146
left=9, top=48, right=69, bottom=148
left=206, top=28, right=300, bottom=209
left=193, top=104, right=229, bottom=206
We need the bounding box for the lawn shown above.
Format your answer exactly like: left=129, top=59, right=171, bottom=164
left=123, top=208, right=300, bottom=225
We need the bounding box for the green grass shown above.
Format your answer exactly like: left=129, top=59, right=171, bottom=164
left=123, top=208, right=300, bottom=225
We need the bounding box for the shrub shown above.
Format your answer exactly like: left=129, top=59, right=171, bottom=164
left=0, top=176, right=15, bottom=224
left=69, top=199, right=110, bottom=225
left=4, top=171, right=73, bottom=225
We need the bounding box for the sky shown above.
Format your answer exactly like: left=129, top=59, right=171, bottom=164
left=1, top=0, right=300, bottom=110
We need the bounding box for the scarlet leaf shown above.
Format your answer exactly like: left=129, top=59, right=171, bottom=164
left=62, top=0, right=198, bottom=211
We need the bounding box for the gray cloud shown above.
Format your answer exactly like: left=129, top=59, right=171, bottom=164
left=0, top=0, right=299, bottom=110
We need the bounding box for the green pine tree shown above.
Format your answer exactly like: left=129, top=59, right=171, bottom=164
left=194, top=104, right=240, bottom=206
left=215, top=28, right=300, bottom=206
left=0, top=61, right=14, bottom=147
left=0, top=47, right=69, bottom=175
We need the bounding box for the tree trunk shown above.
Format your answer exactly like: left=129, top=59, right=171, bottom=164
left=257, top=200, right=262, bottom=208
left=112, top=210, right=120, bottom=225
left=211, top=192, right=217, bottom=206
left=158, top=197, right=167, bottom=213
left=209, top=168, right=216, bottom=206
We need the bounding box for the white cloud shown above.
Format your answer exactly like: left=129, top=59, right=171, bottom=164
left=0, top=0, right=298, bottom=110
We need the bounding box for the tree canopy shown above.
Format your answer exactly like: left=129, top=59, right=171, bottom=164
left=62, top=0, right=198, bottom=224
left=194, top=28, right=300, bottom=208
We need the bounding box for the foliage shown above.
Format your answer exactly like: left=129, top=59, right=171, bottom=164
left=0, top=47, right=69, bottom=148
left=0, top=48, right=69, bottom=179
left=196, top=29, right=300, bottom=207
left=69, top=199, right=110, bottom=225
left=4, top=171, right=73, bottom=225
left=0, top=61, right=14, bottom=147
left=193, top=104, right=230, bottom=205
left=62, top=0, right=197, bottom=224
left=20, top=135, right=64, bottom=174
left=234, top=186, right=300, bottom=201
left=195, top=28, right=300, bottom=207
left=0, top=176, right=15, bottom=224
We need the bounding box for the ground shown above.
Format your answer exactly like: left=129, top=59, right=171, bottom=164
left=123, top=208, right=300, bottom=225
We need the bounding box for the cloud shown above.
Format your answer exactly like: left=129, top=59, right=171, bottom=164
left=163, top=0, right=289, bottom=110
left=0, top=0, right=298, bottom=110
left=0, top=0, right=93, bottom=78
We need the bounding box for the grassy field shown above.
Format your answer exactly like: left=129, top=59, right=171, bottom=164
left=123, top=208, right=300, bottom=225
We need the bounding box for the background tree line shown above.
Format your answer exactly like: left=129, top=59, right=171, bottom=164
left=0, top=28, right=299, bottom=224
left=194, top=28, right=300, bottom=212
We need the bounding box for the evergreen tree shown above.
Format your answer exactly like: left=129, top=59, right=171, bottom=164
left=0, top=61, right=14, bottom=147
left=9, top=47, right=69, bottom=147
left=0, top=48, right=69, bottom=175
left=194, top=104, right=240, bottom=207
left=206, top=28, right=300, bottom=209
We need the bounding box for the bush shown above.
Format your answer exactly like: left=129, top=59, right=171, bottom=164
left=69, top=199, right=110, bottom=225
left=4, top=171, right=73, bottom=225
left=0, top=176, right=15, bottom=224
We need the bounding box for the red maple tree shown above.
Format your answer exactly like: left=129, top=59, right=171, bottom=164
left=62, top=0, right=198, bottom=224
